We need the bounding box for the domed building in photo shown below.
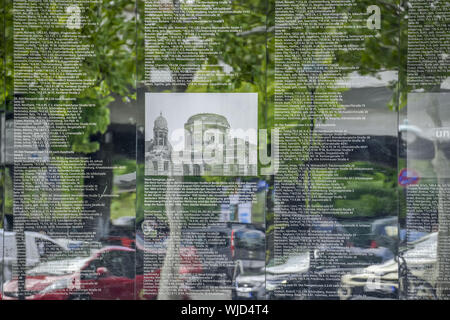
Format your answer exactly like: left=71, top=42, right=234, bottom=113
left=145, top=112, right=172, bottom=175
left=145, top=112, right=257, bottom=176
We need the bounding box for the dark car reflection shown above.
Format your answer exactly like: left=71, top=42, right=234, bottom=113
left=165, top=223, right=266, bottom=290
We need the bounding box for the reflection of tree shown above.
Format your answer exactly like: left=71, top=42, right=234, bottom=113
left=3, top=0, right=136, bottom=299
left=2, top=0, right=447, bottom=300
left=142, top=0, right=269, bottom=299
left=146, top=0, right=401, bottom=299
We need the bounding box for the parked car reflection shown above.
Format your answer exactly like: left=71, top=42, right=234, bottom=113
left=232, top=268, right=266, bottom=300
left=2, top=243, right=203, bottom=300
left=267, top=246, right=393, bottom=300
left=0, top=230, right=70, bottom=284
left=339, top=232, right=437, bottom=300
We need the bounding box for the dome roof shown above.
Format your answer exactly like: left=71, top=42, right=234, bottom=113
left=154, top=112, right=168, bottom=130
left=185, top=113, right=230, bottom=128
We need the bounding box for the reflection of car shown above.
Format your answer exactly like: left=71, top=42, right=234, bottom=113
left=231, top=226, right=265, bottom=266
left=102, top=235, right=136, bottom=249
left=339, top=232, right=437, bottom=300
left=135, top=233, right=205, bottom=292
left=371, top=217, right=397, bottom=237
left=338, top=258, right=398, bottom=300
left=265, top=251, right=311, bottom=300
left=2, top=246, right=137, bottom=300
left=2, top=245, right=203, bottom=300
left=342, top=217, right=399, bottom=254
left=267, top=246, right=394, bottom=300
left=399, top=229, right=428, bottom=243
left=177, top=224, right=265, bottom=283
left=179, top=225, right=235, bottom=284
left=102, top=216, right=136, bottom=248
left=0, top=230, right=69, bottom=283
left=233, top=269, right=266, bottom=300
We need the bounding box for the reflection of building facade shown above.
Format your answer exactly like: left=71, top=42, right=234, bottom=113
left=145, top=112, right=257, bottom=176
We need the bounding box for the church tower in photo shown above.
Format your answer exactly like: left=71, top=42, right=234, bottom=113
left=145, top=112, right=172, bottom=175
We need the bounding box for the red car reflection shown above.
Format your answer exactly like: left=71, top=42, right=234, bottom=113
left=2, top=246, right=202, bottom=300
